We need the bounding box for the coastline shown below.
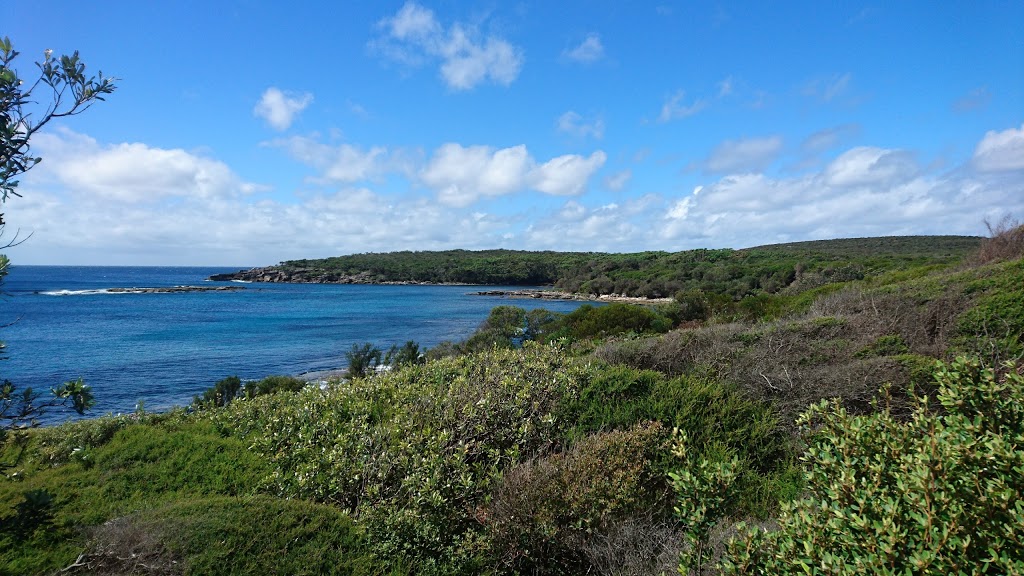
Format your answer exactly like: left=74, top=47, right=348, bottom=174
left=468, top=289, right=674, bottom=306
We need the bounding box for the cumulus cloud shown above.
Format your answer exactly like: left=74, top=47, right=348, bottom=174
left=266, top=136, right=389, bottom=183
left=420, top=143, right=532, bottom=206
left=30, top=128, right=258, bottom=203
left=556, top=111, right=604, bottom=140
left=12, top=125, right=1024, bottom=265
left=420, top=143, right=606, bottom=206
left=973, top=123, right=1024, bottom=172
left=563, top=33, right=604, bottom=63
left=704, top=136, right=784, bottom=173
left=531, top=151, right=607, bottom=196
left=658, top=90, right=707, bottom=122
left=254, top=87, right=314, bottom=130
left=373, top=2, right=524, bottom=90
left=824, top=147, right=918, bottom=187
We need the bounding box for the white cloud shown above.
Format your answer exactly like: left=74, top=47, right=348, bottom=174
left=374, top=2, right=524, bottom=90
left=824, top=147, right=918, bottom=187
left=973, top=123, right=1024, bottom=172
left=705, top=136, right=784, bottom=173
left=30, top=128, right=257, bottom=203
left=266, top=136, right=389, bottom=183
left=658, top=90, right=707, bottom=122
left=563, top=33, right=604, bottom=63
left=254, top=87, right=314, bottom=131
left=419, top=144, right=606, bottom=205
left=556, top=111, right=604, bottom=140
left=420, top=143, right=531, bottom=206
left=530, top=151, right=607, bottom=196
left=11, top=126, right=1023, bottom=265
left=604, top=169, right=632, bottom=191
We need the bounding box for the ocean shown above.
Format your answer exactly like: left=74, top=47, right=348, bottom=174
left=0, top=266, right=593, bottom=421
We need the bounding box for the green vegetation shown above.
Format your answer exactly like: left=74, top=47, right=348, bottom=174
left=258, top=235, right=981, bottom=299
left=2, top=226, right=1022, bottom=574
left=194, top=374, right=307, bottom=408
left=716, top=357, right=1024, bottom=574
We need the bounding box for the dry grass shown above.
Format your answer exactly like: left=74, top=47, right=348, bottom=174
left=595, top=283, right=976, bottom=430
left=971, top=215, right=1024, bottom=265
left=62, top=515, right=181, bottom=576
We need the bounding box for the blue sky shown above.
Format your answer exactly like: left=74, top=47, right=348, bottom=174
left=4, top=1, right=1023, bottom=265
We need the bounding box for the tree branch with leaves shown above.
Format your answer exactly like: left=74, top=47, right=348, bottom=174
left=0, top=36, right=113, bottom=436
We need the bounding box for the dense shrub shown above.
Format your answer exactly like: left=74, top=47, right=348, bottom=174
left=544, top=303, right=673, bottom=342
left=483, top=422, right=670, bottom=575
left=244, top=375, right=306, bottom=397
left=717, top=357, right=1024, bottom=574
left=202, top=344, right=593, bottom=573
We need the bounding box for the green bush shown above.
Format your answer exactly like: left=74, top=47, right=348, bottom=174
left=544, top=303, right=673, bottom=342
left=203, top=344, right=593, bottom=573
left=245, top=375, right=306, bottom=397
left=195, top=375, right=243, bottom=407
left=483, top=422, right=670, bottom=575
left=717, top=357, right=1024, bottom=574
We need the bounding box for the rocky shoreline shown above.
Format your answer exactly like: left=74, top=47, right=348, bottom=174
left=106, top=285, right=246, bottom=294
left=209, top=268, right=672, bottom=305
left=208, top=267, right=469, bottom=285
left=469, top=289, right=674, bottom=305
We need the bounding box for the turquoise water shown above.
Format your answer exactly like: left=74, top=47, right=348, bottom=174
left=1, top=266, right=592, bottom=419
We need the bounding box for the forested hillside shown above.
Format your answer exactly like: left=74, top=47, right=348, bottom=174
left=216, top=235, right=982, bottom=299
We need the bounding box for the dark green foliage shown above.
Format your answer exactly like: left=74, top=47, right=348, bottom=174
left=543, top=303, right=673, bottom=342
left=345, top=342, right=383, bottom=378
left=462, top=305, right=528, bottom=351
left=387, top=340, right=425, bottom=367
left=2, top=489, right=55, bottom=539
left=245, top=375, right=306, bottom=398
left=1, top=377, right=95, bottom=440
left=253, top=236, right=979, bottom=299
left=557, top=364, right=793, bottom=519
left=195, top=375, right=243, bottom=407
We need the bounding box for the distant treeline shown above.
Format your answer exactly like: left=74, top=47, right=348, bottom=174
left=276, top=236, right=982, bottom=298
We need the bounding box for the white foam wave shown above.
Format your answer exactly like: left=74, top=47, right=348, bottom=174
left=41, top=289, right=115, bottom=296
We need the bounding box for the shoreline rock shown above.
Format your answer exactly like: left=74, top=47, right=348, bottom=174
left=469, top=289, right=673, bottom=305
left=105, top=286, right=246, bottom=294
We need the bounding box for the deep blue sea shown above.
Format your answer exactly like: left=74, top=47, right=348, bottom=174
left=1, top=266, right=592, bottom=421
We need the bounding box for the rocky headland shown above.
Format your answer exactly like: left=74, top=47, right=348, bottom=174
left=209, top=267, right=471, bottom=285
